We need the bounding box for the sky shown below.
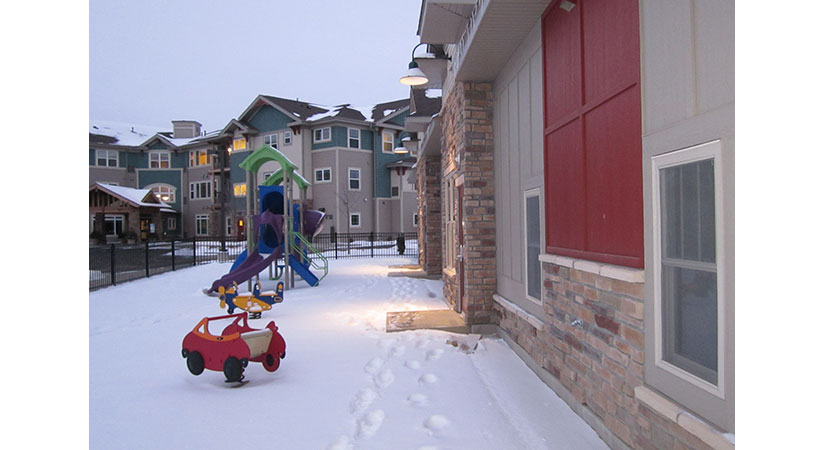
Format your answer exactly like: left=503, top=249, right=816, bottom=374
left=90, top=0, right=423, bottom=132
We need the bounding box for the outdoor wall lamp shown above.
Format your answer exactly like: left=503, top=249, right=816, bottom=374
left=393, top=145, right=410, bottom=155
left=400, top=43, right=430, bottom=86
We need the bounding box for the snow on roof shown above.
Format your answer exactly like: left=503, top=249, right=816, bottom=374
left=94, top=183, right=174, bottom=210
left=89, top=121, right=165, bottom=147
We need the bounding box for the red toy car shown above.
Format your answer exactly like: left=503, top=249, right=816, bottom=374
left=181, top=312, right=286, bottom=383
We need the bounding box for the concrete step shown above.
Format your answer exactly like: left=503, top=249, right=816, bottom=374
left=386, top=309, right=470, bottom=334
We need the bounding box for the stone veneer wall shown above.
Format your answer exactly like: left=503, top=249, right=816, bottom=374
left=441, top=81, right=496, bottom=325
left=417, top=154, right=442, bottom=276
left=494, top=257, right=722, bottom=450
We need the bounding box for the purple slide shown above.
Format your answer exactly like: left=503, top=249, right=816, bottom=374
left=208, top=246, right=283, bottom=293
left=207, top=212, right=285, bottom=294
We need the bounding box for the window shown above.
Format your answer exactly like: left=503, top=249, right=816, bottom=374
left=348, top=168, right=361, bottom=191
left=189, top=181, right=211, bottom=200
left=314, top=168, right=332, bottom=183
left=349, top=213, right=361, bottom=228
left=348, top=128, right=360, bottom=148
left=264, top=133, right=278, bottom=149
left=444, top=177, right=456, bottom=269
left=195, top=215, right=209, bottom=236
left=226, top=217, right=232, bottom=236
left=382, top=131, right=394, bottom=153
left=652, top=140, right=725, bottom=394
left=167, top=217, right=176, bottom=231
left=189, top=150, right=208, bottom=167
left=263, top=171, right=274, bottom=181
left=313, top=127, right=331, bottom=143
left=413, top=214, right=419, bottom=227
left=149, top=151, right=170, bottom=169
left=104, top=214, right=124, bottom=237
left=391, top=186, right=399, bottom=197
left=95, top=149, right=118, bottom=167
left=233, top=183, right=247, bottom=197
left=233, top=138, right=247, bottom=151
left=525, top=189, right=543, bottom=303
left=283, top=131, right=292, bottom=145
left=148, top=183, right=176, bottom=203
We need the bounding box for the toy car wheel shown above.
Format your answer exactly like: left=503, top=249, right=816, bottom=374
left=263, top=353, right=280, bottom=372
left=186, top=351, right=205, bottom=376
left=223, top=357, right=244, bottom=382
left=181, top=349, right=189, bottom=358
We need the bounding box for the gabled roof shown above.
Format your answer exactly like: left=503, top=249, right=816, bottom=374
left=89, top=121, right=164, bottom=147
left=90, top=183, right=176, bottom=212
left=410, top=88, right=443, bottom=118
left=219, top=119, right=258, bottom=136
left=259, top=95, right=329, bottom=122
left=372, top=99, right=411, bottom=123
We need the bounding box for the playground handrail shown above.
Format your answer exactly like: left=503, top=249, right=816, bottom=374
left=289, top=230, right=329, bottom=283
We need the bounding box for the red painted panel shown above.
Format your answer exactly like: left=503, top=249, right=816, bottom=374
left=582, top=0, right=641, bottom=104
left=541, top=0, right=643, bottom=269
left=584, top=86, right=643, bottom=261
left=543, top=3, right=581, bottom=128
left=545, top=118, right=585, bottom=251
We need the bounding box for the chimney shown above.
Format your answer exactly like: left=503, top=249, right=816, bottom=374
left=171, top=120, right=202, bottom=139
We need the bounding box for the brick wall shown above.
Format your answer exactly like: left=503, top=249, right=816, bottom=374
left=494, top=260, right=719, bottom=450
left=441, top=81, right=496, bottom=324
left=417, top=154, right=442, bottom=275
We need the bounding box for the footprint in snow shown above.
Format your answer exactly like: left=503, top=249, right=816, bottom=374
left=425, top=348, right=444, bottom=361
left=418, top=373, right=439, bottom=386
left=407, top=393, right=429, bottom=407
left=388, top=345, right=406, bottom=358
left=350, top=387, right=379, bottom=414
left=405, top=360, right=421, bottom=370
left=373, top=368, right=395, bottom=389
left=377, top=338, right=395, bottom=349
left=364, top=357, right=384, bottom=375
left=423, top=415, right=451, bottom=434
left=356, top=409, right=385, bottom=439
left=326, top=435, right=353, bottom=450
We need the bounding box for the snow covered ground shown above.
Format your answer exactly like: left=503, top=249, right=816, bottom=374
left=89, top=258, right=608, bottom=450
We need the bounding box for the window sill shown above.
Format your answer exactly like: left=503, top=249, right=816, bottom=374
left=492, top=293, right=544, bottom=331
left=539, top=253, right=644, bottom=283
left=634, top=385, right=734, bottom=449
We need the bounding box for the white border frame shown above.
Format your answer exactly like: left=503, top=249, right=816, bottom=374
left=349, top=212, right=362, bottom=228
left=283, top=130, right=292, bottom=145
left=146, top=182, right=176, bottom=203
left=148, top=150, right=171, bottom=169
left=382, top=131, right=395, bottom=154
left=95, top=149, right=119, bottom=167
left=264, top=133, right=279, bottom=149
left=314, top=167, right=332, bottom=184
left=195, top=214, right=209, bottom=236
left=313, top=127, right=331, bottom=143
left=523, top=187, right=544, bottom=305
left=347, top=127, right=360, bottom=149
left=651, top=139, right=726, bottom=399
left=348, top=167, right=361, bottom=191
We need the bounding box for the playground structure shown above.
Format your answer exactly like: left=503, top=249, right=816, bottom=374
left=207, top=145, right=328, bottom=296
left=182, top=311, right=287, bottom=383
left=219, top=280, right=284, bottom=319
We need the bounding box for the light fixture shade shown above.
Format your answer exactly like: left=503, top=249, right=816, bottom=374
left=400, top=61, right=429, bottom=86
left=393, top=146, right=409, bottom=154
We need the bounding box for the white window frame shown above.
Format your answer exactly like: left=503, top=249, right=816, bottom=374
left=149, top=151, right=171, bottom=169
left=382, top=131, right=395, bottom=153
left=195, top=214, right=209, bottom=236
left=189, top=150, right=208, bottom=167
left=651, top=140, right=726, bottom=399
left=348, top=128, right=360, bottom=149
left=283, top=130, right=293, bottom=145
left=264, top=133, right=278, bottom=149
left=348, top=167, right=361, bottom=191
left=523, top=188, right=544, bottom=305
left=349, top=213, right=361, bottom=228
left=95, top=149, right=119, bottom=167
left=413, top=213, right=419, bottom=227
left=444, top=176, right=456, bottom=269
left=233, top=137, right=247, bottom=151
left=147, top=183, right=176, bottom=203
left=226, top=217, right=232, bottom=235
left=313, top=127, right=331, bottom=143
left=104, top=214, right=125, bottom=237
left=189, top=181, right=212, bottom=200
left=314, top=167, right=332, bottom=183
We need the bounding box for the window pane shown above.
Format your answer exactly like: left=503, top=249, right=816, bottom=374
left=662, top=264, right=718, bottom=384
left=661, top=159, right=715, bottom=263
left=526, top=195, right=541, bottom=299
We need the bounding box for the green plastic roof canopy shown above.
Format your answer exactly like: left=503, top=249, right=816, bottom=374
left=239, top=145, right=310, bottom=191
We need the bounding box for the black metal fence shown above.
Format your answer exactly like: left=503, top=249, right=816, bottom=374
left=89, top=232, right=417, bottom=291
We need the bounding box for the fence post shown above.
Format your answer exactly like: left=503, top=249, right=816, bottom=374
left=370, top=231, right=375, bottom=258
left=145, top=241, right=150, bottom=278
left=193, top=236, right=197, bottom=266
left=333, top=231, right=338, bottom=260
left=110, top=243, right=116, bottom=286
left=171, top=239, right=176, bottom=271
